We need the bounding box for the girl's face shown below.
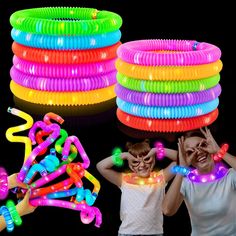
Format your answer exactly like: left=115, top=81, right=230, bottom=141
left=128, top=154, right=155, bottom=178
left=184, top=136, right=214, bottom=172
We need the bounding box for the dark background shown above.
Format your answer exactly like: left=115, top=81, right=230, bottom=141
left=0, top=0, right=235, bottom=235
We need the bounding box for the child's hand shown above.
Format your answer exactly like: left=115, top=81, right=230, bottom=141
left=121, top=152, right=136, bottom=161
left=8, top=173, right=28, bottom=190
left=145, top=148, right=156, bottom=158
left=16, top=190, right=37, bottom=216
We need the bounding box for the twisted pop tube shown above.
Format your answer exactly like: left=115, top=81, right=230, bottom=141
left=62, top=136, right=90, bottom=169
left=12, top=41, right=121, bottom=64
left=11, top=66, right=117, bottom=91
left=117, top=39, right=221, bottom=66
left=17, top=122, right=60, bottom=182
left=116, top=108, right=219, bottom=132
left=5, top=107, right=33, bottom=163
left=115, top=58, right=223, bottom=81
left=116, top=97, right=219, bottom=119
left=11, top=28, right=121, bottom=50
left=0, top=167, right=8, bottom=200
left=10, top=7, right=122, bottom=35
left=10, top=81, right=116, bottom=105
left=117, top=73, right=220, bottom=93
left=115, top=84, right=221, bottom=106
left=29, top=199, right=102, bottom=227
left=13, top=56, right=116, bottom=78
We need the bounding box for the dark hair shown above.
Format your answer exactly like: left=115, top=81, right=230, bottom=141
left=126, top=139, right=151, bottom=157
left=184, top=129, right=205, bottom=139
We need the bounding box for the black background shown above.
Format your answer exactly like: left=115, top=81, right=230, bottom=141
left=0, top=0, right=235, bottom=235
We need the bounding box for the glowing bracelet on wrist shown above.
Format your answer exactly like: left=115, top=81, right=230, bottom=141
left=212, top=144, right=229, bottom=162
left=117, top=73, right=220, bottom=93
left=6, top=200, right=22, bottom=226
left=10, top=81, right=116, bottom=106
left=0, top=167, right=8, bottom=200
left=116, top=58, right=222, bottom=81
left=155, top=142, right=165, bottom=160
left=11, top=28, right=122, bottom=50
left=0, top=206, right=14, bottom=232
left=112, top=147, right=124, bottom=167
left=13, top=56, right=116, bottom=78
left=115, top=84, right=221, bottom=106
left=5, top=107, right=33, bottom=163
left=11, top=67, right=117, bottom=92
left=116, top=97, right=219, bottom=119
left=171, top=165, right=191, bottom=176
left=116, top=108, right=219, bottom=132
left=117, top=39, right=221, bottom=66
left=10, top=7, right=122, bottom=35
left=12, top=41, right=121, bottom=64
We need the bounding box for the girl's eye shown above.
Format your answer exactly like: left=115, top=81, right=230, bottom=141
left=201, top=142, right=207, bottom=147
left=186, top=150, right=193, bottom=156
left=131, top=161, right=139, bottom=166
left=144, top=156, right=152, bottom=163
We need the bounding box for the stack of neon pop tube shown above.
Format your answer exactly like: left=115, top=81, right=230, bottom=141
left=115, top=39, right=222, bottom=132
left=4, top=108, right=102, bottom=229
left=9, top=7, right=122, bottom=106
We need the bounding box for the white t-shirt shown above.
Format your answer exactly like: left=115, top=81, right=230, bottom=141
left=118, top=170, right=166, bottom=235
left=180, top=168, right=236, bottom=236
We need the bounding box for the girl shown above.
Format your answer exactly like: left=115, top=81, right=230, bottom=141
left=96, top=139, right=176, bottom=236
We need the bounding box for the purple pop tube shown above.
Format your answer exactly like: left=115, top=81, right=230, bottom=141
left=115, top=83, right=222, bottom=106
left=62, top=136, right=90, bottom=169
left=29, top=199, right=102, bottom=227
left=0, top=167, right=8, bottom=200
left=11, top=66, right=117, bottom=92
left=13, top=56, right=116, bottom=78
left=17, top=122, right=60, bottom=182
left=117, top=39, right=221, bottom=66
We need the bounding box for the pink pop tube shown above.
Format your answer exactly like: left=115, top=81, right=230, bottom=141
left=115, top=83, right=221, bottom=106
left=29, top=199, right=102, bottom=227
left=62, top=136, right=90, bottom=169
left=13, top=56, right=116, bottom=78
left=0, top=167, right=8, bottom=200
left=117, top=39, right=221, bottom=66
left=10, top=66, right=117, bottom=91
left=17, top=122, right=60, bottom=182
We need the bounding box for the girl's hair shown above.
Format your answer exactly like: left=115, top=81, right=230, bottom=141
left=184, top=129, right=205, bottom=139
left=126, top=139, right=151, bottom=157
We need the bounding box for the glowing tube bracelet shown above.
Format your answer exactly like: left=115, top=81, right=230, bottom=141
left=13, top=56, right=116, bottom=78
left=11, top=67, right=117, bottom=92
left=115, top=83, right=222, bottom=106
left=171, top=165, right=190, bottom=176
left=116, top=59, right=223, bottom=81
left=12, top=41, right=121, bottom=64
left=212, top=144, right=229, bottom=162
left=10, top=81, right=116, bottom=105
left=5, top=107, right=33, bottom=163
left=116, top=108, right=219, bottom=132
left=112, top=147, right=124, bottom=167
left=117, top=39, right=221, bottom=66
left=10, top=7, right=122, bottom=35
left=155, top=142, right=165, bottom=160
left=117, top=73, right=220, bottom=93
left=0, top=206, right=14, bottom=232
left=62, top=136, right=90, bottom=169
left=123, top=172, right=165, bottom=185
left=17, top=122, right=60, bottom=182
left=187, top=163, right=228, bottom=183
left=29, top=199, right=102, bottom=227
left=6, top=200, right=22, bottom=226
left=0, top=167, right=8, bottom=200
left=11, top=28, right=122, bottom=50
left=116, top=97, right=219, bottom=119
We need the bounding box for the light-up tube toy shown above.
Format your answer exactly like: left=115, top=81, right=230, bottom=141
left=5, top=107, right=33, bottom=163
left=0, top=167, right=8, bottom=200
